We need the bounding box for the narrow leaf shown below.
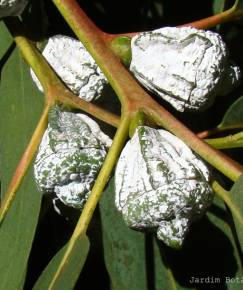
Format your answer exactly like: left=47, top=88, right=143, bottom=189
left=101, top=177, right=243, bottom=290
left=213, top=0, right=226, bottom=15
left=99, top=178, right=147, bottom=290
left=33, top=234, right=90, bottom=290
left=0, top=23, right=43, bottom=289
left=207, top=195, right=243, bottom=290
left=100, top=178, right=186, bottom=290
left=229, top=175, right=243, bottom=252
left=219, top=95, right=243, bottom=128
left=0, top=23, right=13, bottom=59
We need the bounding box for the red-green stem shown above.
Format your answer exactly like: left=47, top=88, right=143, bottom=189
left=144, top=105, right=243, bottom=181
left=205, top=131, right=243, bottom=149
left=24, top=1, right=243, bottom=287
left=197, top=124, right=243, bottom=139
left=212, top=180, right=243, bottom=226
left=47, top=113, right=131, bottom=288
left=178, top=1, right=243, bottom=29
left=51, top=85, right=120, bottom=127
left=0, top=105, right=49, bottom=223
left=102, top=1, right=243, bottom=40
left=4, top=18, right=120, bottom=128
left=0, top=17, right=120, bottom=223
left=52, top=0, right=150, bottom=108
left=53, top=0, right=243, bottom=182
left=4, top=17, right=62, bottom=97
left=73, top=114, right=130, bottom=234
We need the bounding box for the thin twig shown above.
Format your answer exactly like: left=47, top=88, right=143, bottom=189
left=53, top=0, right=243, bottom=182
left=0, top=105, right=49, bottom=223
left=4, top=18, right=120, bottom=127
left=197, top=124, right=243, bottom=139
left=205, top=131, right=243, bottom=149
left=212, top=180, right=243, bottom=226
left=48, top=114, right=130, bottom=288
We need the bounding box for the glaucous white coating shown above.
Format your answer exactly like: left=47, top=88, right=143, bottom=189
left=130, top=27, right=240, bottom=112
left=31, top=35, right=108, bottom=102
left=115, top=126, right=214, bottom=248
left=34, top=106, right=112, bottom=209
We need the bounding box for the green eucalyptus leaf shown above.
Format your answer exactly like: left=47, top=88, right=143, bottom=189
left=100, top=177, right=187, bottom=290
left=229, top=175, right=243, bottom=253
left=219, top=95, right=243, bottom=128
left=0, top=22, right=43, bottom=290
left=100, top=177, right=243, bottom=290
left=213, top=0, right=226, bottom=14
left=153, top=194, right=242, bottom=290
left=33, top=234, right=90, bottom=290
left=99, top=178, right=147, bottom=290
left=207, top=195, right=243, bottom=290
left=0, top=23, right=13, bottom=59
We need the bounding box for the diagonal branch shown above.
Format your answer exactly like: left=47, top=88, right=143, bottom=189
left=102, top=0, right=243, bottom=40
left=205, top=131, right=243, bottom=149
left=145, top=104, right=243, bottom=182
left=197, top=124, right=243, bottom=139
left=178, top=0, right=243, bottom=29
left=212, top=180, right=243, bottom=226
left=0, top=105, right=49, bottom=223
left=53, top=0, right=243, bottom=182
left=4, top=17, right=120, bottom=127
left=46, top=113, right=131, bottom=289
left=0, top=18, right=120, bottom=223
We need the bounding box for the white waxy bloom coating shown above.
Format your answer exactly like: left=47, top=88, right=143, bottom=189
left=0, top=0, right=27, bottom=18
left=115, top=126, right=214, bottom=248
left=31, top=35, right=108, bottom=102
left=34, top=106, right=112, bottom=208
left=130, top=27, right=240, bottom=112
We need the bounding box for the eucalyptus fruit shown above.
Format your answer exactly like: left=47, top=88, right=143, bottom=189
left=0, top=0, right=27, bottom=18
left=115, top=126, right=214, bottom=248
left=130, top=26, right=240, bottom=112
left=34, top=106, right=112, bottom=209
left=31, top=35, right=108, bottom=101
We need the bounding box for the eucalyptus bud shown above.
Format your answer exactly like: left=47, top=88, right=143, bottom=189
left=115, top=126, right=214, bottom=248
left=34, top=106, right=112, bottom=209
left=31, top=35, right=108, bottom=102
left=130, top=27, right=240, bottom=112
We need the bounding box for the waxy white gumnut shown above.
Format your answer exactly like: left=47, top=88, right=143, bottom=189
left=34, top=106, right=112, bottom=209
left=115, top=126, right=214, bottom=248
left=31, top=35, right=108, bottom=102
left=0, top=0, right=27, bottom=18
left=130, top=27, right=240, bottom=112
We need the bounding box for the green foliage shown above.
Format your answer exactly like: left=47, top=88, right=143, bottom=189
left=219, top=95, right=243, bottom=127
left=0, top=23, right=43, bottom=289
left=33, top=235, right=90, bottom=290
left=206, top=196, right=243, bottom=290
left=100, top=178, right=243, bottom=290
left=100, top=178, right=147, bottom=290
left=229, top=175, right=243, bottom=252
left=100, top=178, right=188, bottom=290
left=213, top=0, right=226, bottom=14
left=0, top=23, right=12, bottom=58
